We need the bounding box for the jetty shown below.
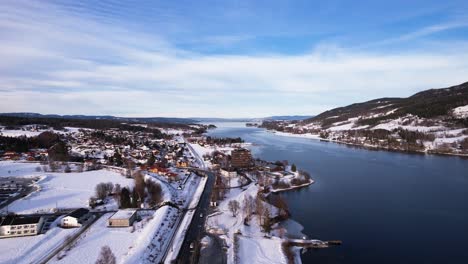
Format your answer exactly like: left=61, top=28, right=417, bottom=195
left=286, top=239, right=342, bottom=249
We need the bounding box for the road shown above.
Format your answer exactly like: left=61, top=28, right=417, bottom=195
left=164, top=139, right=220, bottom=264
left=0, top=177, right=39, bottom=213
left=175, top=169, right=215, bottom=264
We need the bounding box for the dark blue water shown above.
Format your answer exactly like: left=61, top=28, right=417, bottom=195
left=206, top=122, right=468, bottom=264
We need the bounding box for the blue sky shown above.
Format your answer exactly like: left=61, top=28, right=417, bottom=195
left=1, top=0, right=468, bottom=117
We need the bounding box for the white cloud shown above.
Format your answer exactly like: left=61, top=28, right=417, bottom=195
left=0, top=0, right=468, bottom=117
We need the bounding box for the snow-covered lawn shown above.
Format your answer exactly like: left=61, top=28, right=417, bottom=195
left=1, top=162, right=133, bottom=214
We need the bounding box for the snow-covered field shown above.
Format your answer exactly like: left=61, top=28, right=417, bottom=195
left=50, top=207, right=175, bottom=264
left=0, top=219, right=78, bottom=264
left=0, top=161, right=133, bottom=214
left=0, top=161, right=43, bottom=178
left=0, top=126, right=88, bottom=138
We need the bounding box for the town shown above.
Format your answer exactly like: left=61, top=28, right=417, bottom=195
left=0, top=119, right=321, bottom=264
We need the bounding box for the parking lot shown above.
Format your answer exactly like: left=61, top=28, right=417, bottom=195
left=0, top=177, right=38, bottom=211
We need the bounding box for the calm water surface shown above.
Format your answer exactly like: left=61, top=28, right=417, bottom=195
left=206, top=122, right=468, bottom=264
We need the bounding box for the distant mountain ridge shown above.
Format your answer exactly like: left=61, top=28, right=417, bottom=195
left=0, top=113, right=197, bottom=124
left=304, top=81, right=468, bottom=128
left=259, top=81, right=468, bottom=156
left=264, top=115, right=313, bottom=121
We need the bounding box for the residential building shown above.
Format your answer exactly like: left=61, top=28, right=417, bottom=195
left=0, top=215, right=44, bottom=238
left=176, top=160, right=189, bottom=168
left=60, top=208, right=90, bottom=228
left=231, top=148, right=252, bottom=168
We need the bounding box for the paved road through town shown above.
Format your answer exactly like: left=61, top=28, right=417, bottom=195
left=175, top=169, right=215, bottom=264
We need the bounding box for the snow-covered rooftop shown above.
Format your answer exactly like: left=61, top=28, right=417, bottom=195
left=109, top=209, right=137, bottom=220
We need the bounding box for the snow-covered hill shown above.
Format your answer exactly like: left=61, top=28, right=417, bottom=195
left=261, top=81, right=468, bottom=156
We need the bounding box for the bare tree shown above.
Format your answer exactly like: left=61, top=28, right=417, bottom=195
left=133, top=171, right=146, bottom=202
left=276, top=195, right=289, bottom=218
left=64, top=164, right=72, bottom=173
left=114, top=184, right=121, bottom=195
left=95, top=183, right=109, bottom=200
left=256, top=194, right=264, bottom=225
left=147, top=181, right=163, bottom=206
left=76, top=163, right=84, bottom=173
left=113, top=184, right=122, bottom=206
left=49, top=161, right=60, bottom=172
left=95, top=245, right=116, bottom=264
left=228, top=200, right=240, bottom=217
left=242, top=195, right=255, bottom=222
left=261, top=207, right=271, bottom=233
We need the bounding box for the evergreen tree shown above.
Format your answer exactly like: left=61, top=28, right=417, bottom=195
left=120, top=187, right=131, bottom=208
left=131, top=188, right=139, bottom=208
left=291, top=164, right=297, bottom=172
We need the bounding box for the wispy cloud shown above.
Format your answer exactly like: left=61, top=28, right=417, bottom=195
left=364, top=21, right=468, bottom=48
left=0, top=0, right=468, bottom=117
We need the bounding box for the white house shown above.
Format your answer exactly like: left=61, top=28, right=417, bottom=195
left=60, top=208, right=90, bottom=228
left=0, top=215, right=44, bottom=238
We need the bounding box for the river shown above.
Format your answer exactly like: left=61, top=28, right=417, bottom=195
left=205, top=122, right=468, bottom=264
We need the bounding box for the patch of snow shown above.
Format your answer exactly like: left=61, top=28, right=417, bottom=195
left=452, top=105, right=468, bottom=118
left=238, top=236, right=286, bottom=264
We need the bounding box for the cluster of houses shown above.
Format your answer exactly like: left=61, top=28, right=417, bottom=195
left=67, top=129, right=194, bottom=169
left=1, top=150, right=48, bottom=161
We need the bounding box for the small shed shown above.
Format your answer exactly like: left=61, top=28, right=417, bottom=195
left=108, top=209, right=137, bottom=227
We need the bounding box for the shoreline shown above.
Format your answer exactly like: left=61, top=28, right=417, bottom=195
left=270, top=179, right=315, bottom=193
left=190, top=138, right=318, bottom=264
left=269, top=130, right=468, bottom=158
